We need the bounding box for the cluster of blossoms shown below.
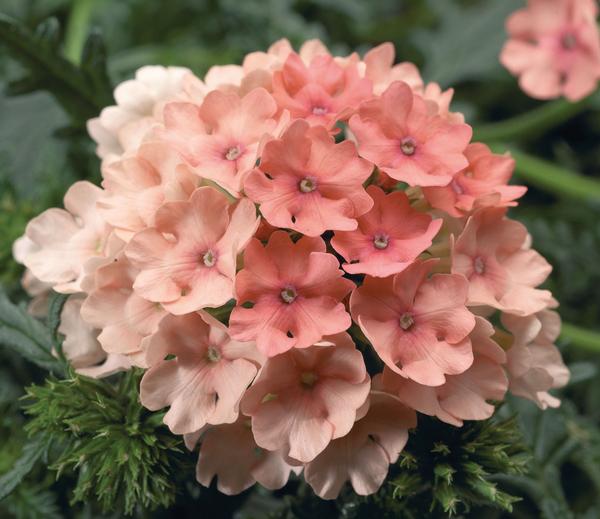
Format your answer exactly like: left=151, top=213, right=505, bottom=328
left=14, top=37, right=569, bottom=499
left=501, top=0, right=600, bottom=101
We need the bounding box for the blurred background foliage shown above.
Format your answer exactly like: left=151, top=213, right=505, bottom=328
left=1, top=0, right=600, bottom=517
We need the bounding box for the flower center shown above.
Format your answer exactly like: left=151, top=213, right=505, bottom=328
left=206, top=346, right=221, bottom=363
left=474, top=256, right=486, bottom=275
left=225, top=145, right=241, bottom=161
left=399, top=312, right=414, bottom=331
left=373, top=234, right=389, bottom=250
left=202, top=249, right=217, bottom=267
left=299, top=177, right=317, bottom=193
left=451, top=180, right=464, bottom=194
left=280, top=286, right=297, bottom=304
left=561, top=33, right=577, bottom=50
left=312, top=106, right=328, bottom=115
left=300, top=371, right=318, bottom=388
left=400, top=137, right=417, bottom=156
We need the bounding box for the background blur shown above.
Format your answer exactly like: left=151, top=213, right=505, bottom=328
left=1, top=0, right=600, bottom=518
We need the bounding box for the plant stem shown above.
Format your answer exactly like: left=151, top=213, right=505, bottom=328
left=488, top=145, right=600, bottom=202
left=473, top=96, right=594, bottom=143
left=561, top=322, right=600, bottom=353
left=64, top=0, right=94, bottom=65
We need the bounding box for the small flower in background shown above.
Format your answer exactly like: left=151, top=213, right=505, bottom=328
left=500, top=0, right=600, bottom=101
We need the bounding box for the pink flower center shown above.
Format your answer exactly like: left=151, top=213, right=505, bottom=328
left=399, top=312, right=414, bottom=331
left=312, top=106, right=328, bottom=116
left=474, top=256, right=486, bottom=275
left=299, top=177, right=317, bottom=193
left=225, top=145, right=242, bottom=161
left=280, top=286, right=297, bottom=304
left=202, top=249, right=217, bottom=267
left=206, top=346, right=221, bottom=363
left=300, top=371, right=318, bottom=388
left=373, top=234, right=389, bottom=250
left=561, top=33, right=577, bottom=50
left=400, top=137, right=417, bottom=156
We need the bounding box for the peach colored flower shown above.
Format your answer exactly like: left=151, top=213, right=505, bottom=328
left=503, top=309, right=569, bottom=409
left=381, top=317, right=508, bottom=426
left=156, top=87, right=278, bottom=195
left=98, top=141, right=197, bottom=241
left=451, top=207, right=553, bottom=316
left=80, top=252, right=165, bottom=364
left=229, top=232, right=355, bottom=357
left=140, top=312, right=262, bottom=434
left=244, top=120, right=373, bottom=236
left=363, top=42, right=423, bottom=95
left=241, top=334, right=370, bottom=463
left=304, top=388, right=416, bottom=499
left=350, top=259, right=475, bottom=386
left=331, top=185, right=442, bottom=277
left=194, top=417, right=297, bottom=495
left=126, top=187, right=259, bottom=314
left=349, top=81, right=472, bottom=187
left=272, top=51, right=372, bottom=127
left=12, top=235, right=52, bottom=317
left=23, top=181, right=111, bottom=294
left=500, top=0, right=600, bottom=101
left=423, top=143, right=526, bottom=217
left=87, top=65, right=192, bottom=162
left=422, top=82, right=465, bottom=124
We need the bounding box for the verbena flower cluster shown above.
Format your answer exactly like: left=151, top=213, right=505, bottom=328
left=501, top=0, right=600, bottom=101
left=13, top=37, right=569, bottom=499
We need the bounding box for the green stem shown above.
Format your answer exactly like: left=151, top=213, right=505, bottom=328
left=488, top=145, right=600, bottom=202
left=560, top=322, right=600, bottom=353
left=473, top=96, right=594, bottom=143
left=64, top=0, right=94, bottom=65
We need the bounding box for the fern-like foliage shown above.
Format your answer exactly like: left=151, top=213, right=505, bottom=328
left=272, top=415, right=528, bottom=519
left=22, top=369, right=191, bottom=515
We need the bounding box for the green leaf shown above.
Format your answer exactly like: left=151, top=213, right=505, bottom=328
left=0, top=437, right=48, bottom=500
left=567, top=362, right=598, bottom=386
left=412, top=0, right=522, bottom=86
left=0, top=288, right=64, bottom=373
left=46, top=291, right=68, bottom=354
left=0, top=13, right=113, bottom=124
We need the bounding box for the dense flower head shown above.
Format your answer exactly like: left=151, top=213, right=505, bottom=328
left=14, top=39, right=567, bottom=501
left=500, top=0, right=600, bottom=101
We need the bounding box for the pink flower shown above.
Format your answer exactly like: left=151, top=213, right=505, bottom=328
left=140, top=312, right=262, bottom=434
left=423, top=143, right=526, bottom=217
left=349, top=81, right=472, bottom=187
left=241, top=334, right=370, bottom=463
left=451, top=208, right=553, bottom=316
left=363, top=42, right=423, bottom=95
left=194, top=417, right=297, bottom=495
left=304, top=388, right=416, bottom=499
left=500, top=0, right=600, bottom=101
left=87, top=65, right=192, bottom=163
left=80, top=252, right=166, bottom=364
left=98, top=142, right=197, bottom=241
left=422, top=82, right=465, bottom=124
left=126, top=186, right=259, bottom=314
left=350, top=259, right=475, bottom=386
left=272, top=51, right=372, bottom=127
left=331, top=185, right=442, bottom=277
left=59, top=295, right=106, bottom=369
left=156, top=87, right=278, bottom=195
left=23, top=181, right=111, bottom=293
left=381, top=317, right=508, bottom=426
left=503, top=310, right=569, bottom=409
left=229, top=231, right=355, bottom=357
left=244, top=120, right=374, bottom=236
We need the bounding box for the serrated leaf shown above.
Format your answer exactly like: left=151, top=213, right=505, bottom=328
left=0, top=437, right=47, bottom=500
left=0, top=13, right=113, bottom=124
left=46, top=291, right=68, bottom=352
left=0, top=288, right=63, bottom=373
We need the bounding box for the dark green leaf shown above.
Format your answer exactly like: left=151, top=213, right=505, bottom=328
left=0, top=437, right=47, bottom=500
